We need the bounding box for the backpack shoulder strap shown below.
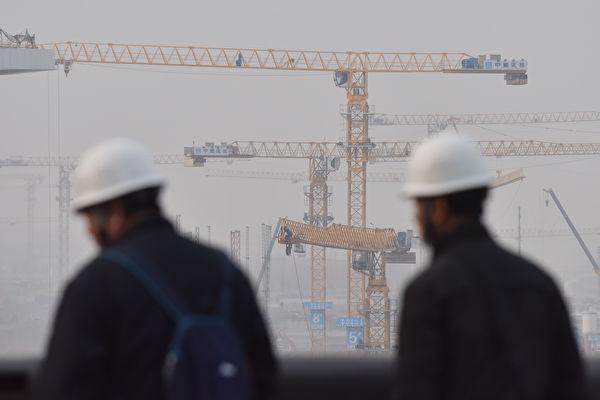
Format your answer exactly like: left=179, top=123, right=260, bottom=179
left=101, top=248, right=184, bottom=322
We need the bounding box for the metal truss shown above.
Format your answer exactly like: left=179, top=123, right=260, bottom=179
left=305, top=157, right=335, bottom=352
left=0, top=29, right=36, bottom=48
left=230, top=141, right=344, bottom=159
left=364, top=251, right=390, bottom=350
left=57, top=165, right=73, bottom=277
left=476, top=141, right=600, bottom=156
left=278, top=219, right=398, bottom=252
left=261, top=224, right=272, bottom=314
left=345, top=69, right=369, bottom=321
left=230, top=230, right=241, bottom=265
left=44, top=42, right=482, bottom=73
left=368, top=111, right=600, bottom=127
left=190, top=140, right=600, bottom=163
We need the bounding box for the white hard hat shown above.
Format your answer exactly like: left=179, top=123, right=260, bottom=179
left=72, top=138, right=164, bottom=211
left=403, top=133, right=492, bottom=198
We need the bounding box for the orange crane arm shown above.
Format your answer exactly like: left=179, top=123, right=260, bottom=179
left=368, top=111, right=600, bottom=126
left=42, top=42, right=484, bottom=73
left=373, top=140, right=600, bottom=159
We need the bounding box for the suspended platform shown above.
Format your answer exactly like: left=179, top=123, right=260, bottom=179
left=277, top=218, right=399, bottom=252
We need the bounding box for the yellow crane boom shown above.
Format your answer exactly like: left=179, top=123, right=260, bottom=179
left=44, top=42, right=488, bottom=73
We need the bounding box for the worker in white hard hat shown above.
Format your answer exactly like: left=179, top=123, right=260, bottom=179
left=34, top=138, right=277, bottom=400
left=396, top=134, right=584, bottom=400
left=71, top=137, right=166, bottom=246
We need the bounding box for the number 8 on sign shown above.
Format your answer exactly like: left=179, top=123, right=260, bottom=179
left=310, top=310, right=325, bottom=330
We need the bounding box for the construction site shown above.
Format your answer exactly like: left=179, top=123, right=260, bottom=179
left=2, top=5, right=600, bottom=396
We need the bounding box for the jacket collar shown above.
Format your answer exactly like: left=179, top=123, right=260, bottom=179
left=433, top=219, right=491, bottom=258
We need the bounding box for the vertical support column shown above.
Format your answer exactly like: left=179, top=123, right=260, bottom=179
left=305, top=157, right=332, bottom=352
left=261, top=224, right=272, bottom=315
left=245, top=226, right=251, bottom=273
left=25, top=177, right=38, bottom=264
left=364, top=251, right=391, bottom=350
left=230, top=230, right=241, bottom=265
left=345, top=66, right=368, bottom=319
left=207, top=226, right=212, bottom=245
left=194, top=226, right=201, bottom=244
left=57, top=164, right=71, bottom=279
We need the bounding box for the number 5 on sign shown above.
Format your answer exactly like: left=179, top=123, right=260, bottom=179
left=346, top=327, right=364, bottom=350
left=310, top=310, right=325, bottom=330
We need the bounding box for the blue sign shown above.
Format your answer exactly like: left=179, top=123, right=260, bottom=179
left=336, top=317, right=365, bottom=328
left=303, top=301, right=333, bottom=310
left=310, top=310, right=325, bottom=330
left=346, top=326, right=365, bottom=350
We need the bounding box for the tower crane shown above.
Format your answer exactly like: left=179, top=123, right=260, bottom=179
left=0, top=173, right=44, bottom=263
left=367, top=111, right=600, bottom=135
left=0, top=155, right=183, bottom=277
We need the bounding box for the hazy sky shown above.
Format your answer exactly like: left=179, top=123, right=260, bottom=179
left=2, top=0, right=600, bottom=309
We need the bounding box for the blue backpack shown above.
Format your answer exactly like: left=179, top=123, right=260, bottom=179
left=101, top=249, right=254, bottom=400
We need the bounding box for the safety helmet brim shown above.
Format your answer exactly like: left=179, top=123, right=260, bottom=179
left=73, top=177, right=163, bottom=212
left=403, top=173, right=491, bottom=198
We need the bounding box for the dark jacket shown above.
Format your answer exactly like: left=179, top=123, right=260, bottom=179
left=34, top=216, right=277, bottom=400
left=397, top=221, right=585, bottom=400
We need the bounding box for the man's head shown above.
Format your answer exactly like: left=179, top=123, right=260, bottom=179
left=404, top=134, right=492, bottom=245
left=73, top=138, right=164, bottom=247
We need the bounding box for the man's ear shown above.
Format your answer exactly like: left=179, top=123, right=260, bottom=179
left=432, top=197, right=450, bottom=226
left=106, top=200, right=126, bottom=230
